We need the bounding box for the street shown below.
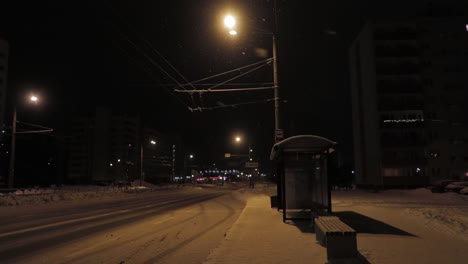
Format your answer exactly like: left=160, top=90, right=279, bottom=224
left=0, top=187, right=246, bottom=264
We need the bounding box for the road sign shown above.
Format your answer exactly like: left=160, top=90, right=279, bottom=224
left=275, top=129, right=284, bottom=142
left=224, top=153, right=231, bottom=158
left=245, top=162, right=259, bottom=168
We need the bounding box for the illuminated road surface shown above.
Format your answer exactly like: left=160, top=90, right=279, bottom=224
left=0, top=187, right=246, bottom=264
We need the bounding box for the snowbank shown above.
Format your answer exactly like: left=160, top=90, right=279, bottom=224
left=0, top=181, right=202, bottom=207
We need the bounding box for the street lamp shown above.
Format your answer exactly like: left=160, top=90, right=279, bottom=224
left=223, top=11, right=282, bottom=142
left=234, top=135, right=252, bottom=160
left=8, top=95, right=52, bottom=188
left=224, top=15, right=236, bottom=29
left=140, top=139, right=156, bottom=186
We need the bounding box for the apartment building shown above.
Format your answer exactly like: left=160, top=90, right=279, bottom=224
left=350, top=17, right=468, bottom=187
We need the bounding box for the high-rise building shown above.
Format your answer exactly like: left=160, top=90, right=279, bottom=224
left=0, top=39, right=8, bottom=130
left=66, top=108, right=181, bottom=184
left=350, top=17, right=468, bottom=187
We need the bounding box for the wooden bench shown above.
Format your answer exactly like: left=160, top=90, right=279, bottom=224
left=314, top=216, right=357, bottom=261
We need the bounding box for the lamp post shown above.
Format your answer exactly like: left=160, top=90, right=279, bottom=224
left=8, top=95, right=52, bottom=188
left=224, top=7, right=282, bottom=142
left=233, top=135, right=252, bottom=160
left=140, top=139, right=156, bottom=186
left=8, top=106, right=17, bottom=189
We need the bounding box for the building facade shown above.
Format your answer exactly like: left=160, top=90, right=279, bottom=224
left=350, top=17, right=468, bottom=187
left=67, top=108, right=181, bottom=184
left=0, top=39, right=8, bottom=131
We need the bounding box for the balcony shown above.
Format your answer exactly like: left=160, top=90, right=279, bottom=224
left=374, top=28, right=418, bottom=40
left=380, top=137, right=426, bottom=148
left=377, top=84, right=423, bottom=94
left=376, top=63, right=421, bottom=75
left=381, top=157, right=427, bottom=166
left=378, top=100, right=424, bottom=111
left=380, top=120, right=425, bottom=129
left=375, top=45, right=421, bottom=57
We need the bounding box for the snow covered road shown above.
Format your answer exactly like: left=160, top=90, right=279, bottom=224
left=0, top=188, right=246, bottom=264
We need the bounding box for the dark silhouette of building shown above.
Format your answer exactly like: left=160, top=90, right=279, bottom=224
left=66, top=108, right=182, bottom=184
left=350, top=16, right=468, bottom=187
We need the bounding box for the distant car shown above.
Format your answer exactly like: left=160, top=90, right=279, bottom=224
left=429, top=180, right=456, bottom=193
left=444, top=182, right=468, bottom=193
left=460, top=187, right=468, bottom=195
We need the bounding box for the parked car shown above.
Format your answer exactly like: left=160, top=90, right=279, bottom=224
left=429, top=180, right=456, bottom=193
left=444, top=182, right=468, bottom=193
left=460, top=187, right=468, bottom=195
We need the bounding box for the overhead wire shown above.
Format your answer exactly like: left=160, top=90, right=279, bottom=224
left=103, top=0, right=196, bottom=111
left=187, top=58, right=273, bottom=85
left=205, top=61, right=272, bottom=90
left=174, top=86, right=274, bottom=93
left=194, top=98, right=276, bottom=111
left=111, top=40, right=194, bottom=111
left=115, top=31, right=198, bottom=111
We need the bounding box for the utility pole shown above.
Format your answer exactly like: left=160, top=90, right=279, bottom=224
left=272, top=34, right=281, bottom=142
left=140, top=144, right=143, bottom=186
left=8, top=107, right=16, bottom=189
left=273, top=0, right=283, bottom=143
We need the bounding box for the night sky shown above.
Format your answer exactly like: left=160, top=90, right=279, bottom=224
left=1, top=0, right=465, bottom=166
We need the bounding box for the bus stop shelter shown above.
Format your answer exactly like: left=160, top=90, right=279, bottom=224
left=270, top=135, right=337, bottom=222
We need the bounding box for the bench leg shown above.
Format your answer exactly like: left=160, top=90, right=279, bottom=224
left=315, top=227, right=326, bottom=245
left=326, top=236, right=357, bottom=260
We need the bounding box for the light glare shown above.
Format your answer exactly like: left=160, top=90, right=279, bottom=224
left=224, top=15, right=236, bottom=29
left=229, top=30, right=237, bottom=35
left=30, top=96, right=38, bottom=102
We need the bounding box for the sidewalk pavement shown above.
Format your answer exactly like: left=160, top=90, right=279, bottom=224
left=204, top=193, right=327, bottom=264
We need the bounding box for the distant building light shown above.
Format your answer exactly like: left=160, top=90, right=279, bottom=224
left=117, top=159, right=121, bottom=162
left=466, top=24, right=468, bottom=32
left=110, top=163, right=113, bottom=167
left=351, top=170, right=355, bottom=174
left=416, top=168, right=421, bottom=172
left=383, top=119, right=424, bottom=123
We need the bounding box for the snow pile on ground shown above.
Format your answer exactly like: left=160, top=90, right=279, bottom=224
left=0, top=181, right=202, bottom=207
left=333, top=188, right=468, bottom=243
left=332, top=188, right=468, bottom=206
left=403, top=207, right=468, bottom=241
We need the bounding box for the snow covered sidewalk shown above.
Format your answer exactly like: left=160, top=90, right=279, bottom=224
left=205, top=188, right=468, bottom=264
left=204, top=194, right=327, bottom=264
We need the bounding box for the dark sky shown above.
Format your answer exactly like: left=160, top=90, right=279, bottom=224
left=1, top=0, right=465, bottom=165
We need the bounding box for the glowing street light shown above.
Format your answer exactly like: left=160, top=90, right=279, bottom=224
left=224, top=15, right=236, bottom=29
left=9, top=94, right=52, bottom=188
left=141, top=139, right=157, bottom=185
left=189, top=154, right=194, bottom=159
left=222, top=10, right=282, bottom=142
left=235, top=136, right=241, bottom=143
